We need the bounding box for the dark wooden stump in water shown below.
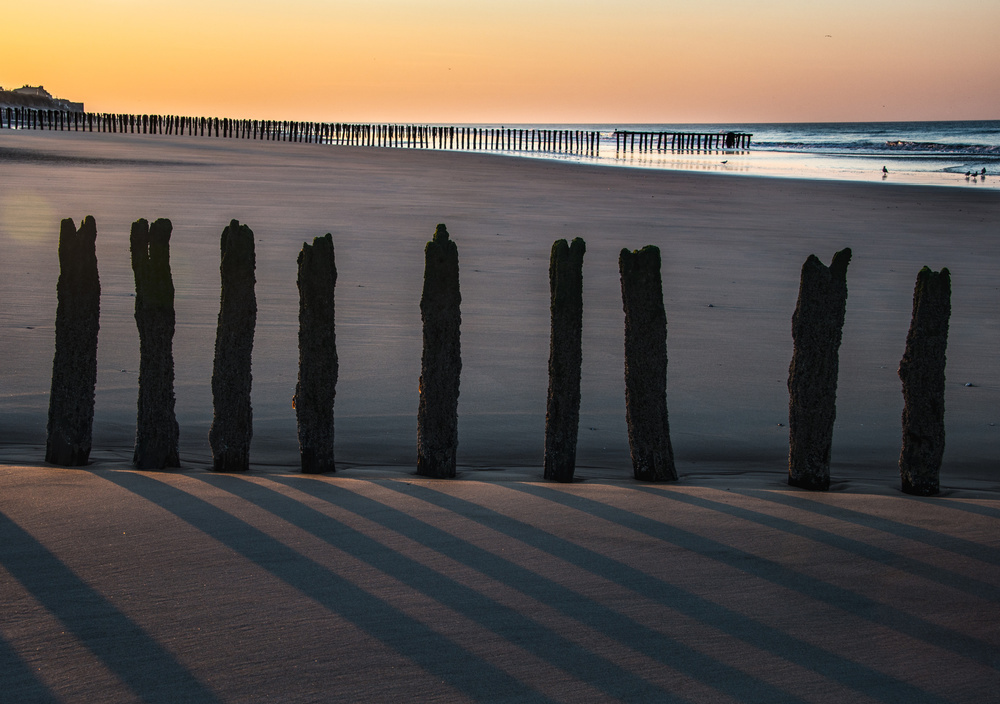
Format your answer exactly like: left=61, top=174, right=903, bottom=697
left=544, top=238, right=586, bottom=482
left=898, top=267, right=951, bottom=496
left=209, top=220, right=257, bottom=473
left=417, top=224, right=462, bottom=478
left=787, top=248, right=852, bottom=491
left=46, top=216, right=100, bottom=466
left=130, top=218, right=180, bottom=470
left=619, top=245, right=676, bottom=482
left=295, top=233, right=339, bottom=474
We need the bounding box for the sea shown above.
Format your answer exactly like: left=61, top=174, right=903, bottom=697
left=468, top=120, right=1000, bottom=189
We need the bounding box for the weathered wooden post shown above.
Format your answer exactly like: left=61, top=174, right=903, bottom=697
left=209, top=220, right=257, bottom=472
left=544, top=238, right=587, bottom=482
left=787, top=248, right=852, bottom=490
left=619, top=245, right=676, bottom=482
left=130, top=218, right=180, bottom=469
left=294, top=233, right=339, bottom=474
left=898, top=267, right=951, bottom=496
left=417, top=224, right=462, bottom=478
left=46, top=217, right=100, bottom=466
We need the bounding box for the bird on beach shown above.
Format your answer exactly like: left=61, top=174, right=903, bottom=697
left=721, top=160, right=728, bottom=164
left=882, top=166, right=888, bottom=174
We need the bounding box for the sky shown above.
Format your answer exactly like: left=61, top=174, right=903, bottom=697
left=3, top=0, right=999, bottom=124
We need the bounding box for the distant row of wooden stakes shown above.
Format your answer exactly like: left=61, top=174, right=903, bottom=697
left=1, top=107, right=601, bottom=155
left=2, top=107, right=754, bottom=156
left=41, top=217, right=950, bottom=495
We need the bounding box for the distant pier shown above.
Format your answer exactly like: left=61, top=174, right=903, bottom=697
left=0, top=107, right=751, bottom=156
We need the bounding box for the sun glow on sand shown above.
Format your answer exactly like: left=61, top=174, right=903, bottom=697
left=2, top=0, right=999, bottom=123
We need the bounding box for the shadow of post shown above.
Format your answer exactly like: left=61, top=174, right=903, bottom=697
left=0, top=510, right=222, bottom=703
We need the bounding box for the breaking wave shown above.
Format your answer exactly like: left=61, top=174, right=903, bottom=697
left=754, top=139, right=1000, bottom=158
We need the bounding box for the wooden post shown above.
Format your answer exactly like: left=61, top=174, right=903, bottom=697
left=46, top=216, right=101, bottom=466
left=619, top=245, right=676, bottom=482
left=417, top=224, right=462, bottom=478
left=209, top=220, right=257, bottom=472
left=787, top=249, right=852, bottom=490
left=898, top=267, right=951, bottom=495
left=295, top=233, right=339, bottom=474
left=544, top=238, right=587, bottom=482
left=129, top=218, right=180, bottom=470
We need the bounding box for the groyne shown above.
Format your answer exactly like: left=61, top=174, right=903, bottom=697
left=614, top=130, right=752, bottom=152
left=36, top=215, right=948, bottom=493
left=1, top=107, right=752, bottom=155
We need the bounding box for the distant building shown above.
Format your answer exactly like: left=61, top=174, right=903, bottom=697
left=2, top=84, right=84, bottom=112
left=14, top=85, right=53, bottom=99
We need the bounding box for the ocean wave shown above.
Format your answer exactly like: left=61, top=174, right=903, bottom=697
left=755, top=139, right=1000, bottom=157
left=883, top=140, right=1000, bottom=155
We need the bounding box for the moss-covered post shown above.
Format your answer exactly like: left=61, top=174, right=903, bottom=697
left=898, top=267, right=951, bottom=496
left=544, top=238, right=586, bottom=482
left=294, top=233, right=338, bottom=474
left=130, top=218, right=180, bottom=469
left=209, top=220, right=257, bottom=472
left=619, top=245, right=676, bottom=482
left=417, top=224, right=461, bottom=478
left=46, top=216, right=101, bottom=466
left=787, top=248, right=852, bottom=490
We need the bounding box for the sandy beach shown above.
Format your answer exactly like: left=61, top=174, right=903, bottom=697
left=1, top=131, right=998, bottom=702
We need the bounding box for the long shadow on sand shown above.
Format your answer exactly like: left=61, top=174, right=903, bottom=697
left=255, top=474, right=788, bottom=703
left=742, top=490, right=1000, bottom=566
left=630, top=486, right=1000, bottom=603
left=0, top=630, right=61, bottom=704
left=0, top=509, right=223, bottom=703
left=100, top=471, right=555, bottom=703
left=90, top=469, right=994, bottom=703
left=387, top=480, right=958, bottom=704
left=195, top=473, right=689, bottom=702
left=510, top=484, right=997, bottom=674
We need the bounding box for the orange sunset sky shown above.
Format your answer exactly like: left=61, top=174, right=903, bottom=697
left=3, top=0, right=998, bottom=124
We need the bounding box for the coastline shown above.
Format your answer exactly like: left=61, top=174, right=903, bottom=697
left=4, top=116, right=998, bottom=188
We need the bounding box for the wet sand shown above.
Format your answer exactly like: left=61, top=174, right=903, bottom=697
left=1, top=130, right=997, bottom=701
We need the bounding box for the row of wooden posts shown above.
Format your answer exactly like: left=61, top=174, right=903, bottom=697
left=1, top=107, right=755, bottom=156
left=43, top=217, right=949, bottom=494
left=0, top=107, right=601, bottom=155
left=614, top=130, right=752, bottom=152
